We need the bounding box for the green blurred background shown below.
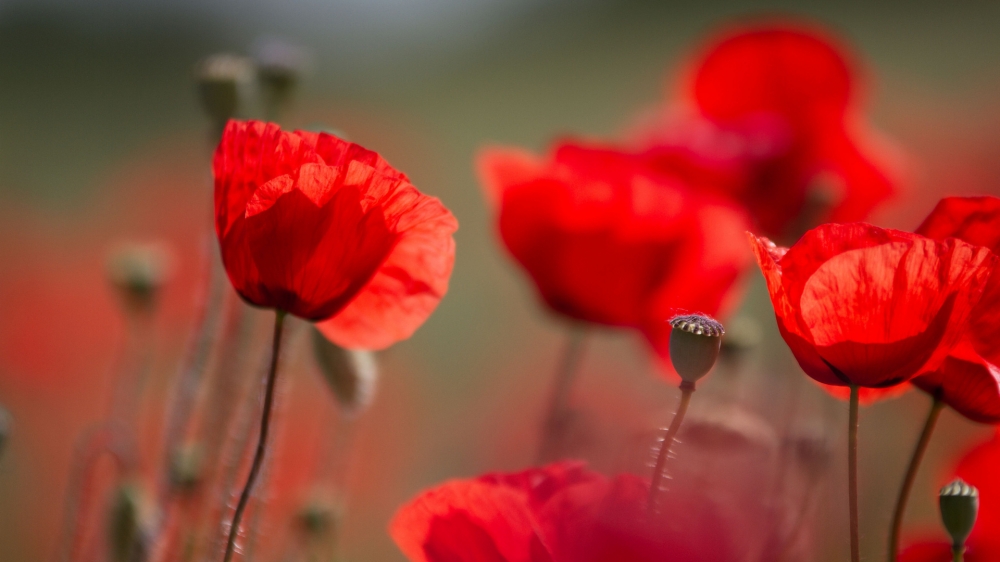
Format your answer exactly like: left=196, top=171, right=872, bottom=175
left=2, top=1, right=1000, bottom=560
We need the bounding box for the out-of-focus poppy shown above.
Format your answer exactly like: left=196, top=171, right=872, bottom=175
left=476, top=141, right=751, bottom=358
left=390, top=461, right=738, bottom=562
left=749, top=223, right=995, bottom=389
left=644, top=22, right=900, bottom=239
left=908, top=196, right=1000, bottom=422
left=899, top=432, right=1000, bottom=561
left=213, top=120, right=457, bottom=349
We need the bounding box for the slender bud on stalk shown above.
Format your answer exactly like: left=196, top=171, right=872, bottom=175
left=668, top=314, right=725, bottom=385
left=311, top=328, right=378, bottom=418
left=939, top=479, right=979, bottom=550
left=108, top=482, right=153, bottom=562
left=195, top=54, right=252, bottom=134
left=107, top=243, right=172, bottom=316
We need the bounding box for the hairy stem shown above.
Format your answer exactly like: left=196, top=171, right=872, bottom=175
left=888, top=397, right=944, bottom=562
left=222, top=310, right=286, bottom=562
left=647, top=383, right=694, bottom=513
left=849, top=385, right=860, bottom=562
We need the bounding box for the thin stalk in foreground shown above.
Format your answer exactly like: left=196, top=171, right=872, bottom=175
left=536, top=327, right=587, bottom=463
left=647, top=382, right=695, bottom=513
left=952, top=545, right=964, bottom=562
left=849, top=385, right=860, bottom=562
left=222, top=310, right=287, bottom=562
left=888, top=397, right=944, bottom=562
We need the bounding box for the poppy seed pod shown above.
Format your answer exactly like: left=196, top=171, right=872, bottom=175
left=311, top=328, right=378, bottom=417
left=252, top=38, right=306, bottom=119
left=669, top=314, right=724, bottom=386
left=939, top=479, right=979, bottom=548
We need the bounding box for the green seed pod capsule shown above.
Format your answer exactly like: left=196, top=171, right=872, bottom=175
left=668, top=314, right=724, bottom=386
left=939, top=478, right=979, bottom=548
left=311, top=328, right=378, bottom=418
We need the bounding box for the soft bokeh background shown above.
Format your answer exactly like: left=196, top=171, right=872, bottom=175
left=3, top=1, right=1000, bottom=560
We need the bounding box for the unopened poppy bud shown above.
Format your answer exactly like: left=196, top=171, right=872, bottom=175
left=252, top=38, right=306, bottom=119
left=719, top=315, right=761, bottom=365
left=311, top=328, right=378, bottom=417
left=196, top=53, right=252, bottom=130
left=298, top=497, right=341, bottom=536
left=939, top=478, right=979, bottom=548
left=107, top=243, right=172, bottom=315
left=108, top=482, right=153, bottom=562
left=169, top=442, right=203, bottom=492
left=668, top=314, right=724, bottom=386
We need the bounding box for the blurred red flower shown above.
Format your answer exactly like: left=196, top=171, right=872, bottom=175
left=476, top=141, right=751, bottom=357
left=390, top=461, right=742, bottom=562
left=899, top=432, right=1000, bottom=561
left=750, top=223, right=995, bottom=389
left=640, top=22, right=900, bottom=239
left=213, top=120, right=457, bottom=349
left=908, top=196, right=1000, bottom=422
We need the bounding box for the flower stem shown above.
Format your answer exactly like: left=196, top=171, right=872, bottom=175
left=849, top=385, right=860, bottom=562
left=647, top=382, right=695, bottom=513
left=536, top=327, right=587, bottom=464
left=222, top=310, right=286, bottom=562
left=952, top=545, right=964, bottom=562
left=888, top=397, right=944, bottom=562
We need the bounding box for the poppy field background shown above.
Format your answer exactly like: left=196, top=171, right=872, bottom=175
left=3, top=1, right=1000, bottom=561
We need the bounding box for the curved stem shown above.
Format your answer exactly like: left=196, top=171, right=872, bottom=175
left=222, top=310, right=286, bottom=562
left=536, top=327, right=587, bottom=464
left=888, top=397, right=944, bottom=562
left=647, top=383, right=694, bottom=513
left=849, top=385, right=860, bottom=562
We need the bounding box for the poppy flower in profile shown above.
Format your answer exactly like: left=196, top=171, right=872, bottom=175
left=652, top=21, right=901, bottom=238
left=390, top=461, right=746, bottom=562
left=213, top=120, right=457, bottom=349
left=476, top=141, right=751, bottom=357
left=749, top=223, right=995, bottom=389
left=899, top=432, right=1000, bottom=561
left=908, top=196, right=1000, bottom=422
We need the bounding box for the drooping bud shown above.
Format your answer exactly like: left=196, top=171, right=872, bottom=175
left=668, top=314, right=724, bottom=387
left=108, top=482, right=154, bottom=562
left=169, top=442, right=204, bottom=492
left=939, top=478, right=979, bottom=548
left=195, top=53, right=253, bottom=135
left=252, top=37, right=307, bottom=120
left=107, top=242, right=172, bottom=315
left=311, top=328, right=378, bottom=418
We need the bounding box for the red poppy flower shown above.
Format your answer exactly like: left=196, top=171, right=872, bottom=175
left=391, top=461, right=744, bottom=562
left=750, top=223, right=995, bottom=388
left=476, top=141, right=751, bottom=357
left=899, top=432, right=1000, bottom=561
left=661, top=22, right=900, bottom=238
left=213, top=120, right=457, bottom=349
left=906, top=196, right=1000, bottom=422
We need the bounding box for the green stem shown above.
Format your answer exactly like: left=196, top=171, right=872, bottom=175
left=952, top=545, right=964, bottom=562
left=849, top=385, right=860, bottom=562
left=222, top=310, right=286, bottom=562
left=888, top=397, right=944, bottom=562
left=536, top=327, right=587, bottom=464
left=647, top=383, right=695, bottom=513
